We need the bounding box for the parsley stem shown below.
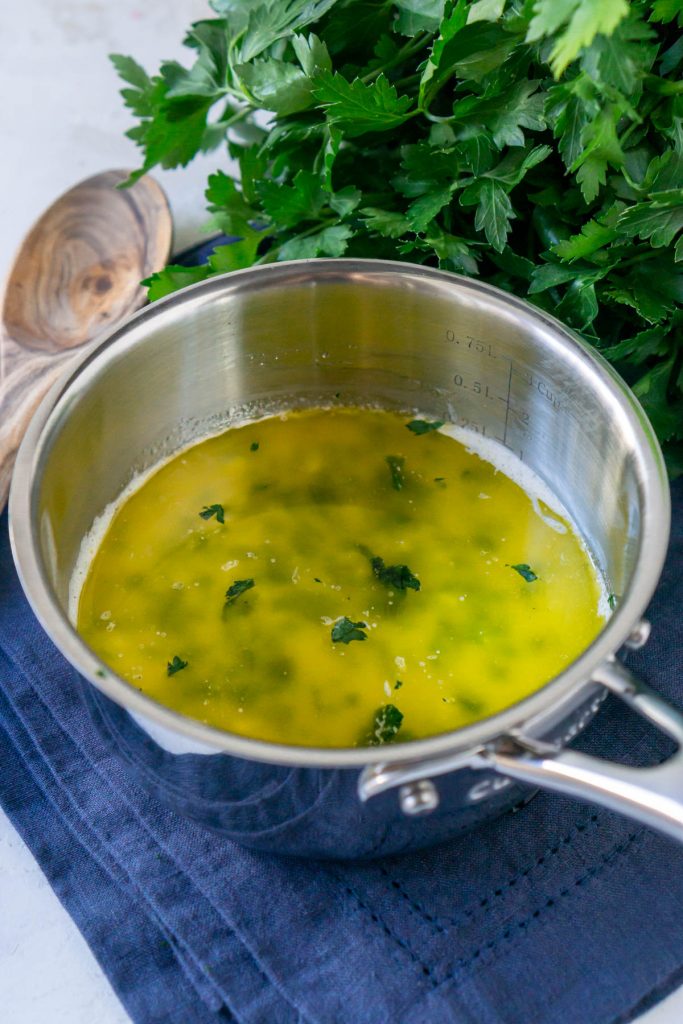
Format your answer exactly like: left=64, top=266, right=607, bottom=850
left=393, top=73, right=422, bottom=90
left=221, top=85, right=255, bottom=105
left=618, top=95, right=661, bottom=148
left=667, top=338, right=683, bottom=404
left=421, top=67, right=458, bottom=114
left=423, top=111, right=455, bottom=124
left=360, top=32, right=432, bottom=85
left=617, top=250, right=661, bottom=270
left=222, top=105, right=253, bottom=131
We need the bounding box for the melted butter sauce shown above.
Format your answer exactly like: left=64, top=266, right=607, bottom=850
left=75, top=408, right=606, bottom=748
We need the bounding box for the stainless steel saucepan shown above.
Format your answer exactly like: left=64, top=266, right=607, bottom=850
left=9, top=260, right=681, bottom=859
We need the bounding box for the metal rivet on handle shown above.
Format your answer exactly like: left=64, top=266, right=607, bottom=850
left=624, top=619, right=651, bottom=650
left=399, top=779, right=439, bottom=816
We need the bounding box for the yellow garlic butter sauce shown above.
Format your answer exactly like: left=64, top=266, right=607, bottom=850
left=75, top=408, right=607, bottom=748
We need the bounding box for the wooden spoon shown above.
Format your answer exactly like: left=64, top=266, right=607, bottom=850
left=0, top=169, right=172, bottom=509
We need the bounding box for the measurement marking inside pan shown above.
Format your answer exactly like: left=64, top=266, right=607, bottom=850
left=502, top=359, right=513, bottom=446
left=444, top=328, right=538, bottom=461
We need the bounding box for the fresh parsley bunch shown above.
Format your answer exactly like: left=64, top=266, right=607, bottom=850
left=112, top=0, right=683, bottom=470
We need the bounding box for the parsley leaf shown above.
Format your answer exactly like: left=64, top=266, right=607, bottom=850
left=368, top=703, right=404, bottom=745
left=225, top=578, right=255, bottom=605
left=235, top=58, right=313, bottom=116
left=618, top=197, right=683, bottom=249
left=370, top=556, right=421, bottom=592
left=419, top=1, right=469, bottom=107
left=167, top=655, right=188, bottom=676
left=199, top=503, right=225, bottom=524
left=362, top=207, right=412, bottom=239
left=258, top=168, right=325, bottom=227
left=460, top=178, right=514, bottom=252
left=142, top=264, right=212, bottom=302
left=650, top=0, right=683, bottom=27
left=278, top=223, right=353, bottom=259
left=312, top=71, right=415, bottom=138
left=292, top=32, right=332, bottom=77
left=237, top=0, right=339, bottom=63
left=509, top=563, right=539, bottom=583
left=552, top=215, right=620, bottom=262
left=331, top=617, right=368, bottom=644
left=574, top=105, right=625, bottom=204
left=453, top=80, right=546, bottom=150
left=110, top=54, right=158, bottom=117
left=250, top=441, right=260, bottom=451
left=526, top=0, right=630, bottom=77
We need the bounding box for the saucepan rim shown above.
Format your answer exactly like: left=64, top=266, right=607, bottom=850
left=8, top=259, right=671, bottom=768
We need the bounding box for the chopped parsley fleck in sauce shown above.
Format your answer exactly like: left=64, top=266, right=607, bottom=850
left=167, top=655, right=188, bottom=676
left=199, top=504, right=225, bottom=524
left=509, top=563, right=538, bottom=583
left=368, top=703, right=404, bottom=745
left=370, top=556, right=420, bottom=592
left=331, top=617, right=368, bottom=644
left=406, top=419, right=443, bottom=435
left=385, top=454, right=405, bottom=491
left=225, top=579, right=255, bottom=606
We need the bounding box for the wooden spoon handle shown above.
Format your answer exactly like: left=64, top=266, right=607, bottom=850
left=0, top=347, right=77, bottom=510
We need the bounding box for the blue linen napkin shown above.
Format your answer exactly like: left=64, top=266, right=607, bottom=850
left=3, top=487, right=683, bottom=1024
left=2, top=260, right=683, bottom=1024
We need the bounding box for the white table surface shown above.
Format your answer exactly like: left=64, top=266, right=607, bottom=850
left=1, top=2, right=682, bottom=1021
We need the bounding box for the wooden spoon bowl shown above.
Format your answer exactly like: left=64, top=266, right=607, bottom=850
left=0, top=169, right=172, bottom=507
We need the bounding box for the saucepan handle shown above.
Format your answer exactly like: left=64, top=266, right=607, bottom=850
left=488, top=659, right=683, bottom=844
